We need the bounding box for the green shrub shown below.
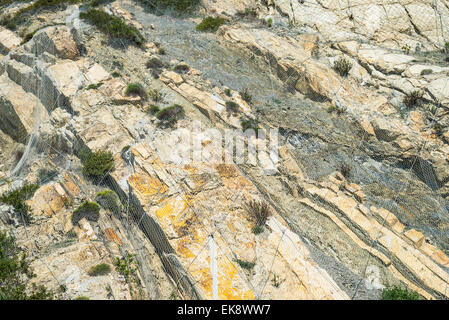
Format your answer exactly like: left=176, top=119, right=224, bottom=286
left=87, top=82, right=103, bottom=90
left=4, top=0, right=86, bottom=29
left=72, top=201, right=100, bottom=225
left=74, top=296, right=90, bottom=300
left=266, top=17, right=273, bottom=28
left=333, top=57, right=352, bottom=77
left=141, top=0, right=200, bottom=12
left=0, top=183, right=40, bottom=223
left=420, top=69, right=433, bottom=76
left=196, top=16, right=227, bottom=32
left=236, top=7, right=257, bottom=18
left=114, top=254, right=136, bottom=280
left=146, top=57, right=164, bottom=69
left=240, top=118, right=259, bottom=133
left=337, top=163, right=351, bottom=179
left=239, top=88, right=252, bottom=103
left=0, top=231, right=53, bottom=300
left=80, top=9, right=144, bottom=46
left=403, top=90, right=422, bottom=108
left=381, top=285, right=420, bottom=300
left=158, top=47, right=166, bottom=55
left=80, top=149, right=115, bottom=181
left=125, top=83, right=147, bottom=99
left=252, top=225, right=264, bottom=235
left=244, top=200, right=271, bottom=228
left=88, top=263, right=111, bottom=276
left=147, top=105, right=161, bottom=115
left=174, top=63, right=190, bottom=73
left=225, top=101, right=239, bottom=113
left=224, top=88, right=232, bottom=97
left=149, top=89, right=164, bottom=102
left=37, top=168, right=58, bottom=184
left=155, top=104, right=185, bottom=125
left=95, top=190, right=121, bottom=217
left=235, top=259, right=255, bottom=270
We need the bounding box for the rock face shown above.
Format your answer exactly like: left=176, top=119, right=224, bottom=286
left=1, top=0, right=449, bottom=300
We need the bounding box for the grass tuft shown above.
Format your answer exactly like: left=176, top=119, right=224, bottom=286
left=196, top=16, right=227, bottom=32
left=80, top=9, right=144, bottom=46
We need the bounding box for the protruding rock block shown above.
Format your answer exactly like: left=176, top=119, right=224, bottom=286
left=404, top=229, right=425, bottom=248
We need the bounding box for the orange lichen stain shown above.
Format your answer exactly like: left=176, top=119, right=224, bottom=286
left=128, top=174, right=168, bottom=198
left=184, top=164, right=198, bottom=174
left=182, top=194, right=195, bottom=212
left=245, top=241, right=254, bottom=249
left=156, top=202, right=173, bottom=219
left=221, top=176, right=255, bottom=191
left=216, top=164, right=238, bottom=178
left=175, top=238, right=195, bottom=259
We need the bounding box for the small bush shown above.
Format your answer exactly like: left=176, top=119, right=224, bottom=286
left=125, top=83, right=147, bottom=99
left=0, top=183, right=40, bottom=223
left=235, top=259, right=255, bottom=270
left=37, top=168, right=58, bottom=184
left=72, top=201, right=100, bottom=225
left=155, top=104, right=185, bottom=125
left=252, top=225, right=264, bottom=235
left=158, top=47, right=166, bottom=55
left=381, top=285, right=420, bottom=300
left=95, top=190, right=121, bottom=217
left=420, top=69, right=433, bottom=76
left=333, top=57, right=352, bottom=77
left=80, top=149, right=115, bottom=181
left=147, top=105, right=161, bottom=115
left=239, top=88, right=252, bottom=103
left=224, top=88, right=232, bottom=97
left=174, top=63, right=190, bottom=73
left=236, top=7, right=257, bottom=18
left=149, top=89, right=164, bottom=102
left=74, top=296, right=90, bottom=300
left=80, top=9, right=144, bottom=46
left=225, top=101, right=239, bottom=113
left=146, top=57, right=164, bottom=69
left=114, top=254, right=136, bottom=280
left=88, top=263, right=111, bottom=276
left=0, top=231, right=53, bottom=300
left=196, top=16, right=227, bottom=32
left=244, top=200, right=271, bottom=227
left=403, top=90, right=422, bottom=108
left=337, top=163, right=351, bottom=179
left=142, top=0, right=200, bottom=12
left=240, top=118, right=259, bottom=133
left=87, top=82, right=103, bottom=90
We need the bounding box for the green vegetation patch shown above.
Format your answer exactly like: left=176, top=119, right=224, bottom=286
left=72, top=201, right=100, bottom=224
left=403, top=90, right=423, bottom=108
left=225, top=101, right=239, bottom=113
left=196, top=16, right=227, bottom=32
left=147, top=104, right=161, bottom=115
left=0, top=183, right=40, bottom=223
left=155, top=104, right=185, bottom=125
left=114, top=254, right=136, bottom=281
left=95, top=190, right=121, bottom=217
left=240, top=118, right=259, bottom=133
left=141, top=0, right=200, bottom=12
left=380, top=285, right=420, bottom=300
left=88, top=263, right=111, bottom=276
left=333, top=57, right=352, bottom=77
left=80, top=148, right=115, bottom=181
left=235, top=259, right=255, bottom=270
left=125, top=83, right=148, bottom=99
left=74, top=296, right=90, bottom=300
left=3, top=0, right=86, bottom=29
left=0, top=231, right=53, bottom=300
left=244, top=200, right=271, bottom=228
left=80, top=9, right=144, bottom=46
left=37, top=168, right=58, bottom=185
